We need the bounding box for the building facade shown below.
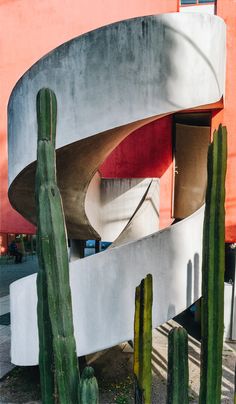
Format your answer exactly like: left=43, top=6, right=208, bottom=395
left=4, top=1, right=236, bottom=364
left=0, top=0, right=235, bottom=249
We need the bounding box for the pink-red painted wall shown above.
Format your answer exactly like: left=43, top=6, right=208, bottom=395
left=215, top=0, right=236, bottom=242
left=2, top=1, right=235, bottom=242
left=0, top=0, right=178, bottom=234
left=100, top=117, right=174, bottom=229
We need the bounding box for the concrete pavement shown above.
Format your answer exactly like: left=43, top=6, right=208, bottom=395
left=0, top=257, right=38, bottom=379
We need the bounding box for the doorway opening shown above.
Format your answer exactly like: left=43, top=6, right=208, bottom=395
left=172, top=112, right=211, bottom=220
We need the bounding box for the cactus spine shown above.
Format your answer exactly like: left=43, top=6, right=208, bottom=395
left=134, top=274, right=153, bottom=403
left=199, top=125, right=227, bottom=404
left=80, top=366, right=99, bottom=404
left=167, top=327, right=189, bottom=404
left=36, top=88, right=80, bottom=404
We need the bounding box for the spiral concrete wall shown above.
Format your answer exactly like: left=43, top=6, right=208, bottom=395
left=8, top=13, right=226, bottom=365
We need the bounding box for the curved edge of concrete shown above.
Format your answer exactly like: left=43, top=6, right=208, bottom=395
left=10, top=205, right=204, bottom=365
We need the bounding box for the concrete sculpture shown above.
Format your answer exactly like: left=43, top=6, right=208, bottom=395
left=8, top=13, right=226, bottom=365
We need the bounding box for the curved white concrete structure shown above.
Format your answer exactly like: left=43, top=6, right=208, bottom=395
left=8, top=13, right=226, bottom=365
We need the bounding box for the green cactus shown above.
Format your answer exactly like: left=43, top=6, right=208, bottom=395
left=167, top=327, right=189, bottom=404
left=199, top=125, right=227, bottom=404
left=134, top=274, right=153, bottom=403
left=37, top=243, right=55, bottom=404
left=36, top=88, right=80, bottom=404
left=80, top=366, right=99, bottom=404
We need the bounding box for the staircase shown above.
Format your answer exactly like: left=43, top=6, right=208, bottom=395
left=8, top=13, right=226, bottom=365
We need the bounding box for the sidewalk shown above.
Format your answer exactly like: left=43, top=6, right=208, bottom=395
left=0, top=295, right=13, bottom=379
left=0, top=256, right=39, bottom=298
left=0, top=320, right=235, bottom=403
left=0, top=258, right=235, bottom=402
left=0, top=257, right=39, bottom=379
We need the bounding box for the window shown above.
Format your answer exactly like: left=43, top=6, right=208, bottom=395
left=181, top=0, right=197, bottom=4
left=181, top=0, right=215, bottom=4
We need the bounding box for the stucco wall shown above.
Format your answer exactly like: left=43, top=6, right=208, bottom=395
left=0, top=0, right=177, bottom=234
left=215, top=0, right=236, bottom=242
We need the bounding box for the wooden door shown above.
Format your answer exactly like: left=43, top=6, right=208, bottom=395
left=173, top=123, right=210, bottom=219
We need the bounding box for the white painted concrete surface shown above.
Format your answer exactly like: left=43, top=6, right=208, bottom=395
left=110, top=179, right=160, bottom=247
left=86, top=176, right=160, bottom=244
left=224, top=283, right=233, bottom=340
left=180, top=5, right=215, bottom=15
left=8, top=13, right=226, bottom=186
left=11, top=206, right=204, bottom=365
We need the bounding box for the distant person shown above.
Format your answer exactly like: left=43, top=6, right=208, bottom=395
left=9, top=241, right=22, bottom=264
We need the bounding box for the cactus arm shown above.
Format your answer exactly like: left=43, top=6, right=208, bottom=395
left=80, top=366, right=99, bottom=404
left=199, top=125, right=227, bottom=404
left=167, top=327, right=189, bottom=404
left=36, top=88, right=80, bottom=404
left=134, top=274, right=153, bottom=403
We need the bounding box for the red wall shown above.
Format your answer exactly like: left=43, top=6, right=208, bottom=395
left=0, top=0, right=178, bottom=234
left=100, top=117, right=174, bottom=229
left=3, top=1, right=235, bottom=242
left=215, top=1, right=236, bottom=242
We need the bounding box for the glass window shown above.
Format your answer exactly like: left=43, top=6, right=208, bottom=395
left=181, top=0, right=197, bottom=4
left=86, top=240, right=95, bottom=248
left=181, top=0, right=215, bottom=3
left=199, top=0, right=215, bottom=3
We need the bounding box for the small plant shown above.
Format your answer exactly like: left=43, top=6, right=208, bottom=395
left=115, top=395, right=130, bottom=404
left=80, top=366, right=99, bottom=404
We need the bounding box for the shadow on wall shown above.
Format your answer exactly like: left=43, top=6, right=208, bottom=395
left=99, top=116, right=173, bottom=179
left=167, top=303, right=176, bottom=319
left=186, top=253, right=200, bottom=307
left=165, top=24, right=222, bottom=107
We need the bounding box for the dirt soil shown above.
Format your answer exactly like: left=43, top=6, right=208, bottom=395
left=0, top=322, right=235, bottom=403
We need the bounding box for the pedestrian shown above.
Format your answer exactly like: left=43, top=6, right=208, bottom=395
left=8, top=240, right=23, bottom=264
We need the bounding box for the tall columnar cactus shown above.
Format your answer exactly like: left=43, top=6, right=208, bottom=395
left=199, top=125, right=227, bottom=404
left=80, top=366, right=99, bottom=404
left=37, top=237, right=55, bottom=404
left=36, top=88, right=80, bottom=404
left=167, top=327, right=189, bottom=404
left=134, top=274, right=153, bottom=403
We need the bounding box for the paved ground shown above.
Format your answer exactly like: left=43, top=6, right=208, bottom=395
left=0, top=256, right=39, bottom=298
left=0, top=258, right=235, bottom=402
left=0, top=257, right=38, bottom=380
left=0, top=321, right=235, bottom=403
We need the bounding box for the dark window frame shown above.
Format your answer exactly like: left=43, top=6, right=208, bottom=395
left=180, top=0, right=215, bottom=5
